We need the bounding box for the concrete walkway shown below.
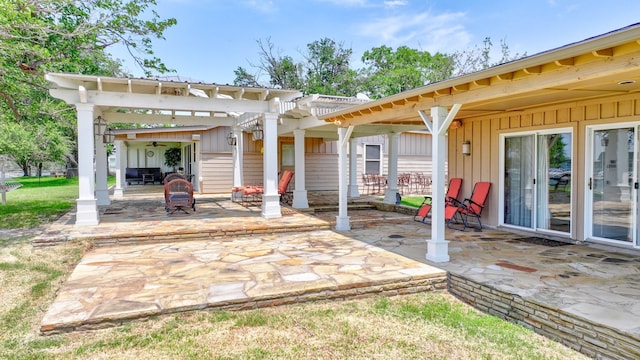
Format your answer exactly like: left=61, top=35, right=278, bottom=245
left=36, top=188, right=640, bottom=358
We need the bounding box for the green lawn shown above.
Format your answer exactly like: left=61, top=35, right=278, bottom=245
left=0, top=176, right=79, bottom=229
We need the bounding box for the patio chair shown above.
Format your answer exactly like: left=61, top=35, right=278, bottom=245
left=163, top=172, right=186, bottom=184
left=234, top=170, right=294, bottom=205
left=414, top=178, right=462, bottom=223
left=164, top=179, right=196, bottom=214
left=446, top=181, right=491, bottom=231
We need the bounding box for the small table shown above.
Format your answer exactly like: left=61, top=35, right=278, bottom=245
left=142, top=174, right=155, bottom=185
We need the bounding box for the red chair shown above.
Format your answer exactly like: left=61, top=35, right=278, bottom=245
left=414, top=178, right=462, bottom=223
left=446, top=181, right=491, bottom=231
left=233, top=170, right=294, bottom=205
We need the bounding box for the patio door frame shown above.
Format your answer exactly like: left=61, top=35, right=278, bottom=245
left=585, top=122, right=640, bottom=248
left=499, top=127, right=574, bottom=237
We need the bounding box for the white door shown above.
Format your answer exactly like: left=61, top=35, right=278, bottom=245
left=502, top=130, right=573, bottom=235
left=586, top=126, right=638, bottom=245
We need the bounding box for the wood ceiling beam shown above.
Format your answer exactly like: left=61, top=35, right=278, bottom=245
left=473, top=78, right=491, bottom=87
left=523, top=66, right=542, bottom=75
left=555, top=58, right=575, bottom=66
left=593, top=48, right=614, bottom=57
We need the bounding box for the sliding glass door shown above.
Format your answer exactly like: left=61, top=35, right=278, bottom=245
left=588, top=127, right=636, bottom=243
left=503, top=130, right=572, bottom=234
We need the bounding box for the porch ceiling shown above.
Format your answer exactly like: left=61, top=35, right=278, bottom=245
left=320, top=23, right=640, bottom=127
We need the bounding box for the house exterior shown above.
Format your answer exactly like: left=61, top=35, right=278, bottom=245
left=114, top=125, right=434, bottom=194
left=44, top=76, right=431, bottom=225
left=321, top=23, right=640, bottom=259
left=46, top=23, right=640, bottom=261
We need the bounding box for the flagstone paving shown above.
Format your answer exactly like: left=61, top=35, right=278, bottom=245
left=34, top=188, right=640, bottom=357
left=40, top=229, right=447, bottom=333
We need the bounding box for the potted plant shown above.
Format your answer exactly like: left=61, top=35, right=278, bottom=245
left=164, top=147, right=181, bottom=171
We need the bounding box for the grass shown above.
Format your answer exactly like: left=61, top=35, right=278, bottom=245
left=0, top=176, right=114, bottom=229
left=0, top=176, right=79, bottom=229
left=0, top=179, right=588, bottom=359
left=400, top=195, right=426, bottom=208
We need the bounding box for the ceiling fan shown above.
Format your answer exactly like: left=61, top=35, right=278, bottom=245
left=146, top=141, right=166, bottom=147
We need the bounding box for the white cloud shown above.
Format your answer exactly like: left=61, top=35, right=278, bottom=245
left=355, top=11, right=470, bottom=53
left=244, top=0, right=277, bottom=13
left=315, top=0, right=369, bottom=7
left=384, top=0, right=407, bottom=8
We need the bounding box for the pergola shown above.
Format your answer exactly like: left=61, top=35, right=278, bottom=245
left=45, top=74, right=302, bottom=225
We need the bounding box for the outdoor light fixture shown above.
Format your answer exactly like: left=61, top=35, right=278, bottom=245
left=252, top=121, right=263, bottom=141
left=94, top=116, right=107, bottom=136
left=103, top=128, right=116, bottom=144
left=462, top=141, right=471, bottom=156
left=450, top=119, right=463, bottom=129
left=226, top=132, right=237, bottom=146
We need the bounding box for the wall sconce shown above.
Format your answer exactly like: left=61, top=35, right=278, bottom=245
left=450, top=119, right=463, bottom=129
left=252, top=121, right=263, bottom=141
left=226, top=132, right=237, bottom=146
left=94, top=116, right=107, bottom=136
left=103, top=128, right=116, bottom=144
left=462, top=141, right=471, bottom=156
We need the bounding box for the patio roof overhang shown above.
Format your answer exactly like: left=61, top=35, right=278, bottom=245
left=319, top=23, right=640, bottom=127
left=45, top=73, right=303, bottom=128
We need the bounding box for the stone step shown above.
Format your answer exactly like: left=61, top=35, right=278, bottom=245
left=312, top=203, right=377, bottom=213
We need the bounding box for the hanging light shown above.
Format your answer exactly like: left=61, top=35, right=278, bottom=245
left=103, top=128, right=116, bottom=144
left=252, top=120, right=263, bottom=141
left=94, top=116, right=107, bottom=136
left=226, top=132, right=237, bottom=146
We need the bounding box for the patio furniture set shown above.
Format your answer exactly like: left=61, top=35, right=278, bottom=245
left=362, top=172, right=432, bottom=195
left=414, top=178, right=491, bottom=231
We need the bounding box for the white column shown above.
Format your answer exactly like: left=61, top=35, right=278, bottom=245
left=292, top=129, right=309, bottom=208
left=384, top=132, right=400, bottom=204
left=348, top=138, right=360, bottom=197
left=192, top=139, right=200, bottom=192
left=231, top=127, right=244, bottom=201
left=425, top=107, right=449, bottom=262
left=113, top=140, right=124, bottom=198
left=261, top=112, right=281, bottom=218
left=95, top=134, right=110, bottom=206
left=336, top=127, right=351, bottom=230
left=75, top=104, right=99, bottom=225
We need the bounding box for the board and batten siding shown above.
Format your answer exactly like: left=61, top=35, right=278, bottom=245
left=199, top=153, right=232, bottom=193
left=446, top=93, right=640, bottom=236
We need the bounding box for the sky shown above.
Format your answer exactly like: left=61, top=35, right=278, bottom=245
left=111, top=0, right=640, bottom=86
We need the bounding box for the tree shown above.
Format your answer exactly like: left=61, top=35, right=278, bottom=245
left=303, top=38, right=357, bottom=96
left=0, top=0, right=177, bottom=174
left=360, top=45, right=454, bottom=99
left=233, top=38, right=303, bottom=90
left=452, top=37, right=525, bottom=77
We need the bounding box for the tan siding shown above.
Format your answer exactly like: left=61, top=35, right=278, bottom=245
left=619, top=100, right=633, bottom=117
left=306, top=153, right=338, bottom=190
left=601, top=102, right=616, bottom=119
left=243, top=153, right=264, bottom=186
left=200, top=153, right=232, bottom=193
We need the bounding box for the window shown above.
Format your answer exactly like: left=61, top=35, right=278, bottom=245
left=364, top=144, right=382, bottom=175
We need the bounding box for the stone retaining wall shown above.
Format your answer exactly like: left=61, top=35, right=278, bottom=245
left=448, top=273, right=640, bottom=360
